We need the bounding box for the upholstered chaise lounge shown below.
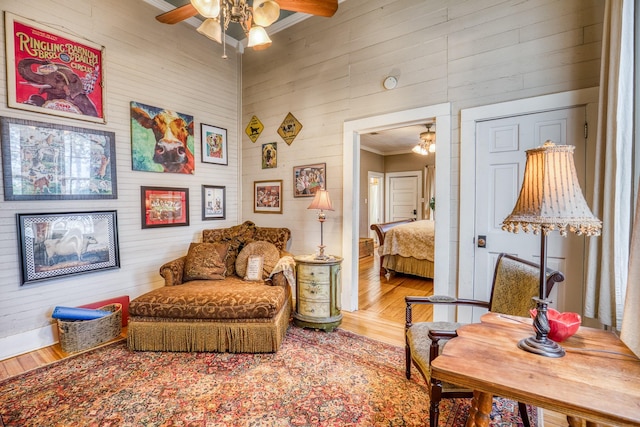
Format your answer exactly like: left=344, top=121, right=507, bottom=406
left=127, top=221, right=294, bottom=353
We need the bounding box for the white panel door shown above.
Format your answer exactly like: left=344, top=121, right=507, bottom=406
left=474, top=106, right=587, bottom=319
left=385, top=172, right=421, bottom=222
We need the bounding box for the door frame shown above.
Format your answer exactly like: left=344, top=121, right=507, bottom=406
left=458, top=88, right=599, bottom=323
left=367, top=171, right=385, bottom=240
left=385, top=171, right=422, bottom=221
left=342, top=103, right=452, bottom=314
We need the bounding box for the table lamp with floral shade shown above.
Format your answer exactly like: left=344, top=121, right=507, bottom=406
left=502, top=141, right=602, bottom=357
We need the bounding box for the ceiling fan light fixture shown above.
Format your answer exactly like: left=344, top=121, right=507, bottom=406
left=412, top=144, right=429, bottom=155
left=196, top=18, right=222, bottom=44
left=247, top=25, right=272, bottom=49
left=191, top=0, right=220, bottom=19
left=413, top=123, right=436, bottom=156
left=253, top=0, right=281, bottom=27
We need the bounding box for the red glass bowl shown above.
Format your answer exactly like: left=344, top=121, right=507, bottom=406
left=529, top=308, right=581, bottom=342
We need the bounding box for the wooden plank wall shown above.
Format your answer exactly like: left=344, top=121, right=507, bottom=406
left=0, top=0, right=240, bottom=358
left=241, top=0, right=604, bottom=277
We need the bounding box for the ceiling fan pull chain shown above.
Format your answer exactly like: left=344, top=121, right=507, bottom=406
left=222, top=5, right=228, bottom=59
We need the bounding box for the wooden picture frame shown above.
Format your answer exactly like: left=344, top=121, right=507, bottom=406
left=5, top=12, right=106, bottom=123
left=254, top=180, right=283, bottom=214
left=202, top=185, right=226, bottom=220
left=17, top=211, right=120, bottom=285
left=293, top=163, right=326, bottom=198
left=262, top=142, right=277, bottom=169
left=201, top=124, right=228, bottom=165
left=0, top=116, right=117, bottom=201
left=141, top=186, right=189, bottom=228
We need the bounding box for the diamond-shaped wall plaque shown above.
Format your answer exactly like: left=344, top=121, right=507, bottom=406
left=277, top=112, right=302, bottom=145
left=245, top=115, right=264, bottom=143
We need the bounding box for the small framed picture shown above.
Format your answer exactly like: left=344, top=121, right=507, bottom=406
left=201, top=123, right=228, bottom=165
left=254, top=180, right=283, bottom=214
left=293, top=163, right=326, bottom=198
left=262, top=142, right=277, bottom=169
left=202, top=185, right=226, bottom=220
left=141, top=186, right=189, bottom=228
left=16, top=211, right=120, bottom=285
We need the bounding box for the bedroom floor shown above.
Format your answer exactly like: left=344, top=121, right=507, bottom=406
left=357, top=253, right=433, bottom=324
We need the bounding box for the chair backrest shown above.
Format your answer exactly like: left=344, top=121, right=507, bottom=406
left=488, top=254, right=565, bottom=317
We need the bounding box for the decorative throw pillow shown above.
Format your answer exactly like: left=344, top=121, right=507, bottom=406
left=235, top=241, right=280, bottom=280
left=202, top=221, right=257, bottom=276
left=183, top=242, right=229, bottom=281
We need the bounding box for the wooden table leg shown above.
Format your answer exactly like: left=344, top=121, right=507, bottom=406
left=466, top=391, right=493, bottom=427
left=567, top=416, right=583, bottom=427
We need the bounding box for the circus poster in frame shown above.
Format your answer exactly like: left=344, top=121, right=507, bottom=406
left=5, top=12, right=105, bottom=123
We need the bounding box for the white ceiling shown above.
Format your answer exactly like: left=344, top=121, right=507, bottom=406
left=360, top=124, right=434, bottom=156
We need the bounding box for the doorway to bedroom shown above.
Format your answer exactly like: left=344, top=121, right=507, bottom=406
left=355, top=124, right=435, bottom=325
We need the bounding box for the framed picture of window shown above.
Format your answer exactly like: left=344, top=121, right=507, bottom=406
left=201, top=124, right=228, bottom=165
left=141, top=186, right=189, bottom=228
left=202, top=185, right=226, bottom=220
left=0, top=116, right=117, bottom=201
left=254, top=180, right=283, bottom=214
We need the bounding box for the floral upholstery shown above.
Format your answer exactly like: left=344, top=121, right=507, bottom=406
left=183, top=242, right=228, bottom=281
left=128, top=276, right=288, bottom=320
left=200, top=221, right=291, bottom=276
left=129, top=222, right=294, bottom=353
left=253, top=226, right=291, bottom=251
left=202, top=221, right=257, bottom=276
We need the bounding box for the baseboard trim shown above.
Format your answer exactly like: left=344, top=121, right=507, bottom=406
left=0, top=324, right=57, bottom=361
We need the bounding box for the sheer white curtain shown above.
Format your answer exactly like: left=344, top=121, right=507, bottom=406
left=424, top=165, right=435, bottom=220
left=620, top=0, right=639, bottom=357
left=585, top=0, right=635, bottom=330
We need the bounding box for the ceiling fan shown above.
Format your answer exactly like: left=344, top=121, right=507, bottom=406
left=156, top=0, right=338, bottom=57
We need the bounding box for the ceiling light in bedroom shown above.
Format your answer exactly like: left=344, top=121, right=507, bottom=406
left=413, top=123, right=435, bottom=155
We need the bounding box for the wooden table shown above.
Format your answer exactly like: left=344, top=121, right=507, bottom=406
left=431, top=312, right=640, bottom=427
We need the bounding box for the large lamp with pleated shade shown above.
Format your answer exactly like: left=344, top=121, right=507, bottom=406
left=502, top=141, right=602, bottom=357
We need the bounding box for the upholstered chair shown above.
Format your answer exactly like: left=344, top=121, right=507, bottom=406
left=405, top=253, right=565, bottom=427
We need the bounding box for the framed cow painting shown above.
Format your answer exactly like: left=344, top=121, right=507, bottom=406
left=130, top=101, right=195, bottom=174
left=16, top=211, right=120, bottom=285
left=5, top=13, right=106, bottom=124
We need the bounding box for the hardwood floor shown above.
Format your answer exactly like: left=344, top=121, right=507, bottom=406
left=341, top=252, right=433, bottom=348
left=0, top=253, right=567, bottom=426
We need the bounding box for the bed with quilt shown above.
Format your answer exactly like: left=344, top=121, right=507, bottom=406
left=371, top=219, right=434, bottom=279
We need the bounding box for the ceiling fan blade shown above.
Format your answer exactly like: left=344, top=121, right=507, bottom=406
left=276, top=0, right=338, bottom=17
left=156, top=3, right=198, bottom=24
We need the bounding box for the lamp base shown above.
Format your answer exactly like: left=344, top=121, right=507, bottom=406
left=315, top=244, right=329, bottom=260
left=518, top=297, right=566, bottom=358
left=518, top=336, right=565, bottom=358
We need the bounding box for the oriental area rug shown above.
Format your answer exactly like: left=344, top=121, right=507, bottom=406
left=0, top=327, right=536, bottom=426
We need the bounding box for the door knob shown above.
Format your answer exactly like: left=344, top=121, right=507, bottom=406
left=477, top=235, right=487, bottom=248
